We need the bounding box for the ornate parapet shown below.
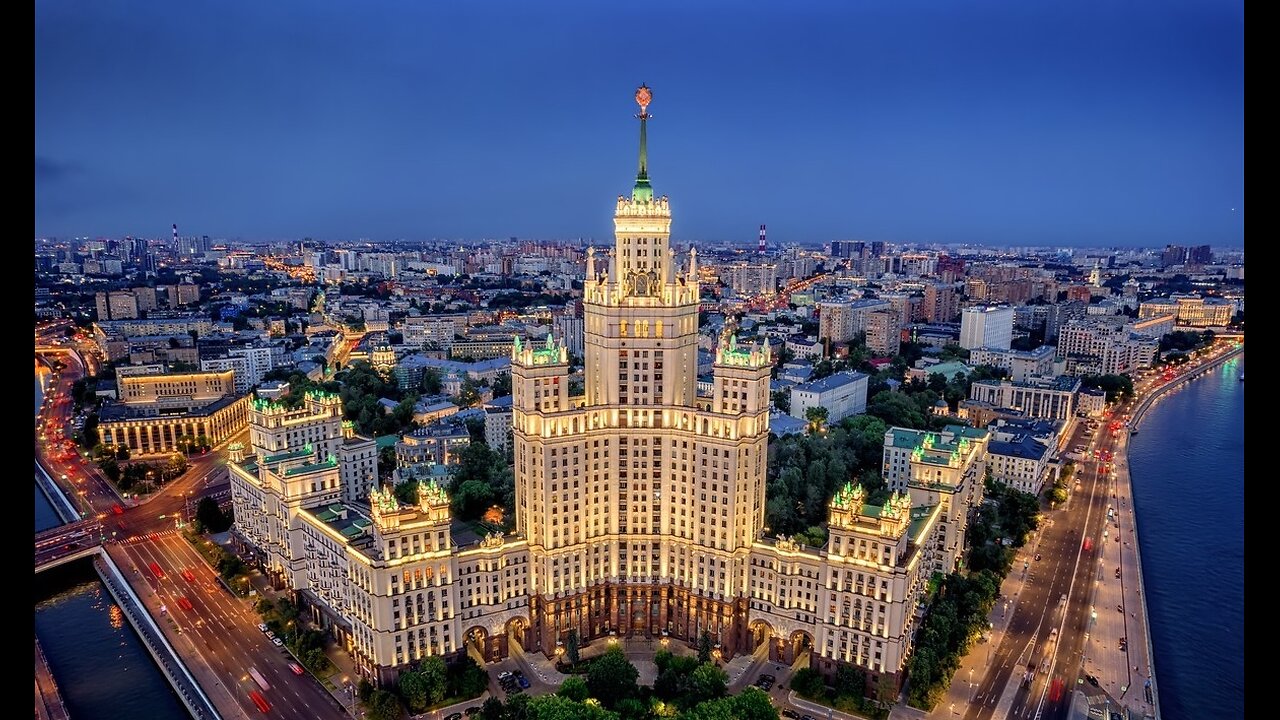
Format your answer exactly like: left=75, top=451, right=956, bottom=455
left=512, top=334, right=568, bottom=366
left=715, top=334, right=772, bottom=369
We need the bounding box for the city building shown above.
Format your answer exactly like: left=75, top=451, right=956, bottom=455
left=967, top=375, right=1081, bottom=421
left=115, top=366, right=235, bottom=409
left=554, top=315, right=585, bottom=358
left=959, top=305, right=1014, bottom=350
left=789, top=371, right=869, bottom=424
left=879, top=426, right=991, bottom=570
left=817, top=301, right=855, bottom=345
left=1138, top=294, right=1233, bottom=327
left=922, top=283, right=959, bottom=323
left=483, top=395, right=514, bottom=453
left=395, top=421, right=471, bottom=484
left=1055, top=318, right=1162, bottom=376
left=986, top=433, right=1054, bottom=495
left=246, top=391, right=378, bottom=504
left=968, top=345, right=1056, bottom=383
left=98, top=394, right=249, bottom=456
left=865, top=309, right=901, bottom=356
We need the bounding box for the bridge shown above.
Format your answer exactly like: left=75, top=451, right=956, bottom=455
left=34, top=521, right=104, bottom=572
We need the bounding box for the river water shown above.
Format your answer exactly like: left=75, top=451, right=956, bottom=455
left=1128, top=354, right=1244, bottom=719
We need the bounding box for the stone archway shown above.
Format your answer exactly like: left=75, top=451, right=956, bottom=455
left=505, top=617, right=529, bottom=656
left=464, top=625, right=491, bottom=665
left=750, top=619, right=780, bottom=662
left=788, top=629, right=815, bottom=670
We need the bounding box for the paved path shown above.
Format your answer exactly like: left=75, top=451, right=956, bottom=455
left=34, top=635, right=70, bottom=720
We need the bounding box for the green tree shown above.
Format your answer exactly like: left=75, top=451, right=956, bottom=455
left=393, top=477, right=420, bottom=505
left=492, top=373, right=512, bottom=398
left=696, top=631, right=713, bottom=664
left=804, top=405, right=829, bottom=433
left=526, top=694, right=619, bottom=720
left=379, top=446, right=398, bottom=481
left=398, top=670, right=431, bottom=713
left=98, top=457, right=121, bottom=483
left=687, top=663, right=728, bottom=706
left=420, top=655, right=448, bottom=706
left=585, top=646, right=639, bottom=709
left=357, top=678, right=374, bottom=702
left=566, top=628, right=580, bottom=666
left=558, top=675, right=589, bottom=702
left=365, top=689, right=403, bottom=720
left=457, top=377, right=482, bottom=407
left=421, top=368, right=444, bottom=395
left=728, top=688, right=779, bottom=720
left=771, top=389, right=791, bottom=414
left=791, top=667, right=827, bottom=699
left=195, top=496, right=232, bottom=533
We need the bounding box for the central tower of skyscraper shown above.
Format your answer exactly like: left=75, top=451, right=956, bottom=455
left=511, top=85, right=773, bottom=656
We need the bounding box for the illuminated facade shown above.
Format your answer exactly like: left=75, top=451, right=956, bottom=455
left=229, top=87, right=973, bottom=695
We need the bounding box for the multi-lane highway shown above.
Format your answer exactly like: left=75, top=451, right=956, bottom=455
left=107, top=534, right=347, bottom=720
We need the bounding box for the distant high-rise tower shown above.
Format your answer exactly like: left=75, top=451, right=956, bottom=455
left=172, top=223, right=178, bottom=248
left=758, top=224, right=767, bottom=254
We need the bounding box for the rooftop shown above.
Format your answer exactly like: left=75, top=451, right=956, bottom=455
left=793, top=371, right=868, bottom=394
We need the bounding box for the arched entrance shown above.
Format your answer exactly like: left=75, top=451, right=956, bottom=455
left=505, top=617, right=529, bottom=656
left=464, top=626, right=491, bottom=665
left=788, top=630, right=814, bottom=670
left=750, top=620, right=780, bottom=663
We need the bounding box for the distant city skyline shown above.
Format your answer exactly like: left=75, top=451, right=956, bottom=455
left=36, top=1, right=1243, bottom=247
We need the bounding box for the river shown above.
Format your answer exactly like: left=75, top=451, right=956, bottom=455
left=1128, top=354, right=1244, bottom=719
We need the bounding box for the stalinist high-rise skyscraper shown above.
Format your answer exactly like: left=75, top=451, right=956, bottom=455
left=512, top=84, right=774, bottom=655
left=232, top=85, right=973, bottom=697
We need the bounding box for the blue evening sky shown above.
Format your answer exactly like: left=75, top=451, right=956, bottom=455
left=35, top=0, right=1243, bottom=247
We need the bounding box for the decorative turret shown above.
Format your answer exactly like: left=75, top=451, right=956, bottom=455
left=417, top=479, right=452, bottom=524
left=828, top=481, right=866, bottom=530
left=228, top=441, right=245, bottom=464
left=342, top=420, right=355, bottom=440
left=714, top=333, right=772, bottom=369
left=512, top=332, right=568, bottom=367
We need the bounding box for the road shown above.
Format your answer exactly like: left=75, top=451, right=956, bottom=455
left=952, top=340, right=1239, bottom=720
left=107, top=534, right=348, bottom=720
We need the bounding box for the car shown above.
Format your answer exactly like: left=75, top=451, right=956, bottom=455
left=1034, top=553, right=1042, bottom=561
left=1086, top=674, right=1100, bottom=687
left=289, top=662, right=305, bottom=675
left=516, top=675, right=530, bottom=689
left=781, top=712, right=801, bottom=720
left=272, top=637, right=284, bottom=647
left=445, top=714, right=463, bottom=720
left=802, top=715, right=818, bottom=720
left=498, top=671, right=513, bottom=680
left=464, top=708, right=481, bottom=717
left=1117, top=605, right=1124, bottom=613
left=265, top=630, right=276, bottom=639
left=258, top=623, right=269, bottom=632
